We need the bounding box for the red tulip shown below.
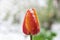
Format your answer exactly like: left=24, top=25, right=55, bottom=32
left=23, top=8, right=40, bottom=35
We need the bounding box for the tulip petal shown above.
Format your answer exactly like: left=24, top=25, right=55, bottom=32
left=23, top=8, right=40, bottom=35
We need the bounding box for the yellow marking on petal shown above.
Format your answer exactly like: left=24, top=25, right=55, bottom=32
left=25, top=15, right=31, bottom=33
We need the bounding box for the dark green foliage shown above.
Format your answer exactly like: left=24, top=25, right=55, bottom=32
left=32, top=28, right=56, bottom=40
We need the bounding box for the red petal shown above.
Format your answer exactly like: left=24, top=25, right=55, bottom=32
left=23, top=8, right=40, bottom=35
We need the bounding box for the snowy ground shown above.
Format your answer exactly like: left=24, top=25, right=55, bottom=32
left=51, top=23, right=60, bottom=40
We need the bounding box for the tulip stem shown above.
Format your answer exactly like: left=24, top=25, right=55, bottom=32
left=30, top=35, right=32, bottom=40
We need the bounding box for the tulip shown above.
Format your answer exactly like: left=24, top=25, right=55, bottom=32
left=23, top=8, right=40, bottom=40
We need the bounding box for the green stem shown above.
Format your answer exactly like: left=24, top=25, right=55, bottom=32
left=30, top=35, right=32, bottom=40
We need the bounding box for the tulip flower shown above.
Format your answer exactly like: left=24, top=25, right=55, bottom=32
left=23, top=8, right=40, bottom=40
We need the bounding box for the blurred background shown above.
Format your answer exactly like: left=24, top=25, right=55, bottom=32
left=0, top=0, right=60, bottom=40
